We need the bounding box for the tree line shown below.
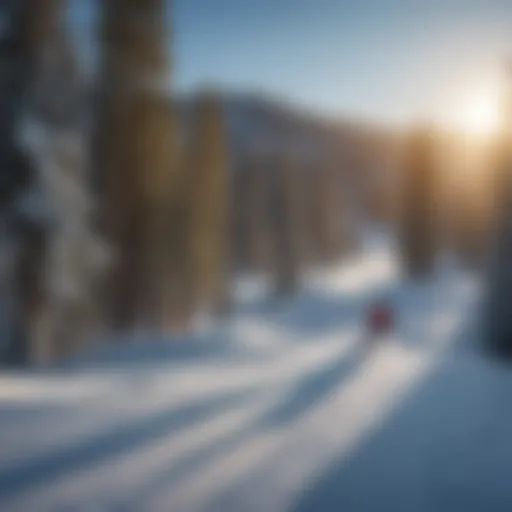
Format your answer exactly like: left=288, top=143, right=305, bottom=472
left=2, top=0, right=499, bottom=366
left=0, top=0, right=364, bottom=366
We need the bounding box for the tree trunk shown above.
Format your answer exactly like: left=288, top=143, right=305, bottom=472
left=189, top=91, right=230, bottom=315
left=400, top=126, right=438, bottom=278
left=97, top=0, right=179, bottom=333
left=269, top=152, right=301, bottom=297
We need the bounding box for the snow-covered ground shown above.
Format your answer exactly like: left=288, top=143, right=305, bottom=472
left=1, top=231, right=509, bottom=512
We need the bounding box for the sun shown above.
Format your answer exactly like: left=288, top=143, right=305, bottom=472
left=458, top=94, right=500, bottom=136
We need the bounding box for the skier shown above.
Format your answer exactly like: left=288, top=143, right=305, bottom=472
left=365, top=295, right=394, bottom=346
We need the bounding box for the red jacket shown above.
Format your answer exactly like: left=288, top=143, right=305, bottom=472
left=368, top=303, right=394, bottom=334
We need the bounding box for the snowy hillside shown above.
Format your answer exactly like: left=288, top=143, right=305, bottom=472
left=1, top=230, right=507, bottom=512
left=176, top=92, right=394, bottom=167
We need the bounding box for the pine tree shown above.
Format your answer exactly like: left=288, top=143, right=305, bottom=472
left=97, top=0, right=179, bottom=332
left=0, top=0, right=38, bottom=364
left=269, top=151, right=301, bottom=297
left=189, top=90, right=231, bottom=315
left=307, top=157, right=342, bottom=265
left=400, top=125, right=438, bottom=277
left=246, top=150, right=274, bottom=273
left=25, top=0, right=110, bottom=364
left=0, top=0, right=109, bottom=365
left=0, top=0, right=64, bottom=364
left=486, top=71, right=512, bottom=356
left=294, top=161, right=312, bottom=270
left=231, top=154, right=251, bottom=270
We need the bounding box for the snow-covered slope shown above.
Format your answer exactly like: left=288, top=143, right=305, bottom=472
left=0, top=231, right=503, bottom=512
left=176, top=92, right=394, bottom=168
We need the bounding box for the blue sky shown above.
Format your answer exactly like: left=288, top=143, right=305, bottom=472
left=70, top=0, right=512, bottom=126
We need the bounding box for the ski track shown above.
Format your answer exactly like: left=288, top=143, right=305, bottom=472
left=3, top=234, right=508, bottom=512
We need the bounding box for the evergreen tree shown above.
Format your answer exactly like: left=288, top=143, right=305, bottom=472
left=269, top=151, right=301, bottom=297
left=0, top=0, right=109, bottom=365
left=23, top=0, right=109, bottom=364
left=246, top=151, right=273, bottom=273
left=231, top=154, right=252, bottom=271
left=189, top=90, right=231, bottom=315
left=0, top=0, right=39, bottom=364
left=400, top=125, right=438, bottom=277
left=308, top=156, right=341, bottom=265
left=97, top=0, right=178, bottom=331
left=486, top=72, right=512, bottom=356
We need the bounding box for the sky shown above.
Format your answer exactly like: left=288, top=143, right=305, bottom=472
left=70, top=0, right=512, bottom=127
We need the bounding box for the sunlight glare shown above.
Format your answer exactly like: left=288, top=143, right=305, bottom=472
left=458, top=93, right=500, bottom=136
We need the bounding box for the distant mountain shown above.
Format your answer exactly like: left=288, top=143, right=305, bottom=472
left=176, top=91, right=396, bottom=173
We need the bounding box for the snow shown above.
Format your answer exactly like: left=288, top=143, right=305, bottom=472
left=1, top=230, right=508, bottom=512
